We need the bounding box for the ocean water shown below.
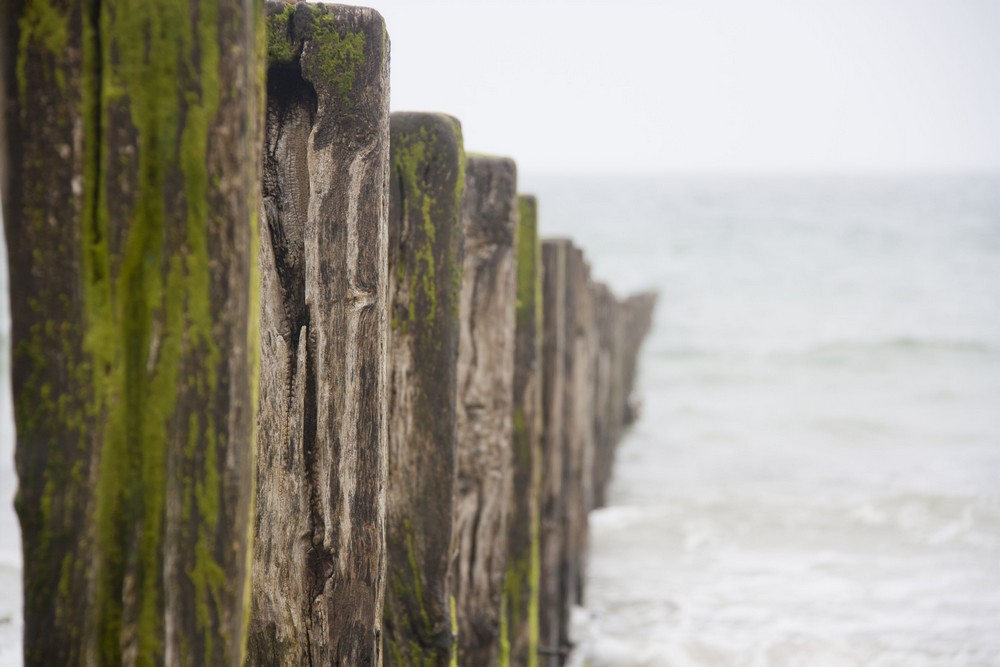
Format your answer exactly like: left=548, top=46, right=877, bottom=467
left=1, top=174, right=999, bottom=665
left=522, top=173, right=1000, bottom=667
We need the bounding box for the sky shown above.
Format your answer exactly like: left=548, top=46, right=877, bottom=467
left=367, top=0, right=1000, bottom=175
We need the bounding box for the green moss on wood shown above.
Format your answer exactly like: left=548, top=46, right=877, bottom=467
left=392, top=127, right=439, bottom=330
left=499, top=592, right=510, bottom=667
left=242, top=0, right=266, bottom=657
left=78, top=0, right=238, bottom=662
left=450, top=120, right=466, bottom=321
left=15, top=0, right=69, bottom=98
left=312, top=8, right=365, bottom=108
left=12, top=0, right=261, bottom=662
left=390, top=115, right=464, bottom=343
left=385, top=518, right=444, bottom=666
left=266, top=4, right=297, bottom=65
left=515, top=197, right=540, bottom=331
left=527, top=483, right=541, bottom=667
left=450, top=595, right=460, bottom=667
left=267, top=5, right=367, bottom=106
left=507, top=194, right=542, bottom=667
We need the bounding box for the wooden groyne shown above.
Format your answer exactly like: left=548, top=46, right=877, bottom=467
left=1, top=2, right=656, bottom=666
left=384, top=111, right=465, bottom=665
left=250, top=4, right=390, bottom=665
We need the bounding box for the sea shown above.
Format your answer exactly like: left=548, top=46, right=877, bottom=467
left=1, top=173, right=999, bottom=666
left=525, top=172, right=1000, bottom=667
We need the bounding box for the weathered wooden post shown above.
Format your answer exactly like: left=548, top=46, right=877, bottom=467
left=249, top=3, right=390, bottom=665
left=606, top=294, right=630, bottom=465
left=558, top=245, right=595, bottom=656
left=620, top=292, right=658, bottom=426
left=538, top=239, right=568, bottom=666
left=451, top=155, right=519, bottom=666
left=504, top=195, right=543, bottom=667
left=590, top=282, right=615, bottom=509
left=1, top=0, right=264, bottom=664
left=382, top=112, right=465, bottom=666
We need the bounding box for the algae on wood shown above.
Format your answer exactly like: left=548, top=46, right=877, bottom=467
left=504, top=195, right=543, bottom=667
left=2, top=0, right=265, bottom=663
left=383, top=111, right=465, bottom=666
left=451, top=155, right=519, bottom=667
left=248, top=3, right=390, bottom=665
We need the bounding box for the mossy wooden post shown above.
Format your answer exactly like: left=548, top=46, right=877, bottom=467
left=504, top=195, right=543, bottom=667
left=558, top=245, right=595, bottom=657
left=249, top=3, right=390, bottom=665
left=1, top=0, right=264, bottom=664
left=538, top=239, right=568, bottom=666
left=382, top=112, right=465, bottom=666
left=451, top=155, right=518, bottom=667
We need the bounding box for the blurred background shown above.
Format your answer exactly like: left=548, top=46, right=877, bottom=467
left=2, top=1, right=999, bottom=664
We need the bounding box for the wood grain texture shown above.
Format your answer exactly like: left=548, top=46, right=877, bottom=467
left=505, top=195, right=543, bottom=667
left=558, top=245, right=595, bottom=655
left=451, top=155, right=519, bottom=667
left=2, top=0, right=264, bottom=664
left=538, top=239, right=568, bottom=667
left=383, top=111, right=465, bottom=667
left=249, top=3, right=390, bottom=665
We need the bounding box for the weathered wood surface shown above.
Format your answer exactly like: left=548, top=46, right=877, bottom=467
left=249, top=4, right=390, bottom=665
left=538, top=239, right=568, bottom=666
left=592, top=289, right=657, bottom=507
left=590, top=283, right=616, bottom=509
left=2, top=0, right=264, bottom=664
left=451, top=155, right=519, bottom=667
left=383, top=112, right=465, bottom=666
left=505, top=195, right=543, bottom=667
left=558, top=245, right=595, bottom=656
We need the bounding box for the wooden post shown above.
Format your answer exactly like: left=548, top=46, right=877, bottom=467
left=558, top=245, right=595, bottom=656
left=590, top=283, right=615, bottom=509
left=249, top=3, right=390, bottom=665
left=452, top=155, right=518, bottom=667
left=505, top=195, right=543, bottom=667
left=2, top=0, right=264, bottom=664
left=538, top=239, right=568, bottom=667
left=383, top=112, right=465, bottom=666
left=606, top=294, right=629, bottom=463
left=620, top=292, right=658, bottom=426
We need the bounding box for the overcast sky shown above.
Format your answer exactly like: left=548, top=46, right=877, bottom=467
left=369, top=0, right=1000, bottom=175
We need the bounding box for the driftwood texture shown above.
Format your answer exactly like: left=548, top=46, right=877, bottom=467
left=383, top=112, right=465, bottom=666
left=505, top=195, right=543, bottom=667
left=249, top=3, right=390, bottom=665
left=538, top=239, right=568, bottom=666
left=1, top=0, right=264, bottom=664
left=451, top=155, right=519, bottom=667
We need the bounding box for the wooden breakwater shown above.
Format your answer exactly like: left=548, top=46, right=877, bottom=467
left=0, top=2, right=656, bottom=666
